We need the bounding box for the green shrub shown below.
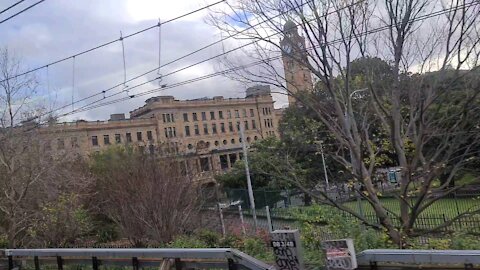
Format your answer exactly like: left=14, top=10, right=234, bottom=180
left=167, top=235, right=209, bottom=248
left=197, top=229, right=220, bottom=247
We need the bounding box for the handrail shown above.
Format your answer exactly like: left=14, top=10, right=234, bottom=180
left=3, top=248, right=275, bottom=270
left=357, top=249, right=480, bottom=266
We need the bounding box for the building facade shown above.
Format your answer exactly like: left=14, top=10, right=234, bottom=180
left=280, top=20, right=314, bottom=106
left=43, top=86, right=278, bottom=183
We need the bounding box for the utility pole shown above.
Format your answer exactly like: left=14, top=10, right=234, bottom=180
left=319, top=140, right=329, bottom=190
left=240, top=124, right=258, bottom=231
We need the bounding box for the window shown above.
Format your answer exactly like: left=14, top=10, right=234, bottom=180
left=188, top=144, right=193, bottom=150
left=247, top=137, right=251, bottom=143
left=250, top=108, right=254, bottom=117
left=223, top=139, right=227, bottom=145
left=137, top=132, right=142, bottom=141
left=168, top=127, right=173, bottom=138
left=194, top=124, right=200, bottom=135
left=115, top=134, right=121, bottom=143
left=201, top=112, right=206, bottom=121
left=244, top=121, right=249, bottom=130
left=185, top=126, right=191, bottom=137
left=220, top=123, right=226, bottom=133
left=193, top=112, right=198, bottom=121
left=57, top=138, right=65, bottom=149
left=270, top=119, right=274, bottom=128
left=231, top=138, right=235, bottom=144
left=229, top=122, right=234, bottom=132
left=236, top=121, right=241, bottom=131
left=210, top=111, right=215, bottom=120
left=214, top=140, right=219, bottom=146
left=200, top=157, right=210, bottom=172
left=126, top=133, right=132, bottom=142
left=203, top=123, right=209, bottom=134
left=212, top=123, right=217, bottom=134
left=219, top=111, right=224, bottom=119
left=254, top=136, right=258, bottom=141
left=163, top=113, right=175, bottom=123
left=229, top=153, right=237, bottom=165
left=164, top=128, right=168, bottom=138
left=242, top=109, right=247, bottom=117
left=235, top=109, right=240, bottom=118
left=173, top=127, right=176, bottom=137
left=71, top=137, right=78, bottom=148
left=183, top=113, right=189, bottom=122
left=227, top=110, right=232, bottom=119
left=104, top=135, right=110, bottom=145
left=220, top=155, right=229, bottom=170
left=252, top=120, right=256, bottom=129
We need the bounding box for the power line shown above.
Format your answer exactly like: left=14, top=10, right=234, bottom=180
left=0, top=0, right=27, bottom=15
left=32, top=0, right=321, bottom=120
left=0, top=0, right=226, bottom=83
left=54, top=1, right=476, bottom=120
left=0, top=0, right=45, bottom=24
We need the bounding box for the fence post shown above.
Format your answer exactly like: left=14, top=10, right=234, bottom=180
left=266, top=206, right=273, bottom=232
left=238, top=205, right=246, bottom=235
left=454, top=191, right=461, bottom=216
left=218, top=203, right=226, bottom=237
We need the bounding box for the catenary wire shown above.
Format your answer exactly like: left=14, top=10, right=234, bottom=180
left=0, top=0, right=27, bottom=15
left=31, top=0, right=325, bottom=120
left=0, top=0, right=45, bottom=24
left=55, top=0, right=476, bottom=119
left=0, top=0, right=226, bottom=83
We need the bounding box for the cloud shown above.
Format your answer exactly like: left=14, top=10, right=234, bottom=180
left=0, top=0, right=286, bottom=122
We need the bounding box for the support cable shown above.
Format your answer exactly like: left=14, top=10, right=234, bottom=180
left=0, top=0, right=46, bottom=24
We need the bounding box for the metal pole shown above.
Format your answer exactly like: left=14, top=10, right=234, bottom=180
left=240, top=124, right=258, bottom=230
left=238, top=205, right=246, bottom=235
left=266, top=206, right=273, bottom=232
left=319, top=141, right=329, bottom=190
left=218, top=203, right=226, bottom=237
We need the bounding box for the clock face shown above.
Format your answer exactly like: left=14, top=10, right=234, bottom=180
left=282, top=44, right=292, bottom=54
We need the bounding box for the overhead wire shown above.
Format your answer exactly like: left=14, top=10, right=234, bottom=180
left=0, top=0, right=226, bottom=83
left=31, top=0, right=320, bottom=120
left=54, top=0, right=476, bottom=120
left=0, top=0, right=27, bottom=15
left=0, top=0, right=45, bottom=24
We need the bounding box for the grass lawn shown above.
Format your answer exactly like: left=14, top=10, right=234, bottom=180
left=342, top=197, right=480, bottom=220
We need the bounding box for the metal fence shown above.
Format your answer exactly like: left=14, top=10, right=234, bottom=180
left=223, top=188, right=480, bottom=233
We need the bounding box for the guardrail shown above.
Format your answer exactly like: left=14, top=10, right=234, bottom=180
left=357, top=249, right=480, bottom=269
left=2, top=248, right=275, bottom=270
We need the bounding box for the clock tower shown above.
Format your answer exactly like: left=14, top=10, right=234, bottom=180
left=280, top=20, right=313, bottom=106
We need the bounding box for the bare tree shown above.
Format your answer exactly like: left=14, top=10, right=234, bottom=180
left=209, top=0, right=480, bottom=246
left=0, top=48, right=92, bottom=248
left=90, top=146, right=201, bottom=246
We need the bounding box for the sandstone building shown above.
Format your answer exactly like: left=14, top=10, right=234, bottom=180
left=43, top=86, right=278, bottom=182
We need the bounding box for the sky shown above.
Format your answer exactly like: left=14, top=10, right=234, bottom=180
left=0, top=0, right=289, bottom=122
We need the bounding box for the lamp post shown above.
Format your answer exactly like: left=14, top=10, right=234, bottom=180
left=318, top=140, right=329, bottom=190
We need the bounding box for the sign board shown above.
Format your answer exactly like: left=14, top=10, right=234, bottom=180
left=321, top=239, right=357, bottom=270
left=270, top=230, right=305, bottom=270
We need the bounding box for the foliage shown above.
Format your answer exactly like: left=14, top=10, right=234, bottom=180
left=294, top=205, right=394, bottom=252
left=28, top=194, right=93, bottom=247
left=89, top=145, right=201, bottom=246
